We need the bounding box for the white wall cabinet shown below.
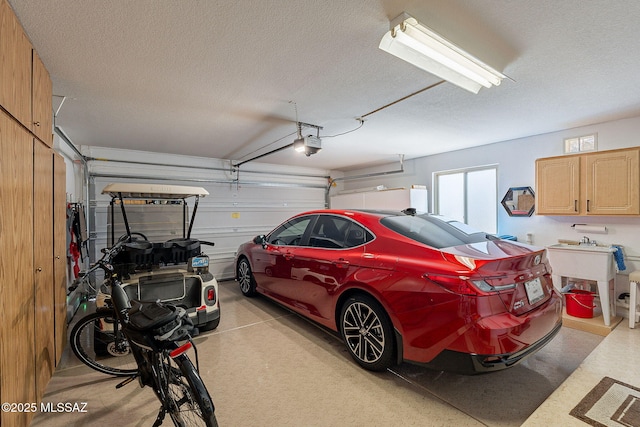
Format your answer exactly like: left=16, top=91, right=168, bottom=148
left=330, top=187, right=428, bottom=212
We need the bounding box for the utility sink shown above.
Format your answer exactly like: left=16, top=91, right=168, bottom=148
left=546, top=244, right=615, bottom=281
left=547, top=243, right=615, bottom=253
left=546, top=243, right=616, bottom=326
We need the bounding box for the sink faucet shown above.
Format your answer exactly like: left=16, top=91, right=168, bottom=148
left=580, top=236, right=597, bottom=246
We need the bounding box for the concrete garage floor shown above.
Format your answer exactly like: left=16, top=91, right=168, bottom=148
left=33, top=281, right=606, bottom=427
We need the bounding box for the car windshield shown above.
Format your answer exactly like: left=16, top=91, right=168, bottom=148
left=380, top=213, right=489, bottom=249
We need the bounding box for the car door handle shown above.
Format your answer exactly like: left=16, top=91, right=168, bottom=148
left=332, top=259, right=350, bottom=268
left=284, top=253, right=294, bottom=260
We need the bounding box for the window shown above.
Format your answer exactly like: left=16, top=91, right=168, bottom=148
left=309, top=215, right=373, bottom=249
left=434, top=166, right=497, bottom=234
left=267, top=216, right=312, bottom=246
left=380, top=213, right=488, bottom=249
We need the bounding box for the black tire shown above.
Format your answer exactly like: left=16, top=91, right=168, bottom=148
left=199, top=316, right=220, bottom=332
left=69, top=310, right=138, bottom=376
left=237, top=258, right=257, bottom=296
left=160, top=354, right=218, bottom=427
left=339, top=294, right=395, bottom=371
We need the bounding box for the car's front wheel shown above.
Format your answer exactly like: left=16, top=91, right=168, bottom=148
left=237, top=258, right=257, bottom=297
left=339, top=294, right=395, bottom=371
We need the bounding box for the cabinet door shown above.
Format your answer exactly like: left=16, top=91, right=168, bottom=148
left=585, top=149, right=640, bottom=215
left=0, top=0, right=32, bottom=127
left=0, top=110, right=36, bottom=427
left=33, top=140, right=55, bottom=397
left=53, top=153, right=67, bottom=365
left=32, top=50, right=52, bottom=146
left=535, top=156, right=580, bottom=214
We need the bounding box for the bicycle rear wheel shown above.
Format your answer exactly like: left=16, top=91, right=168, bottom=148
left=69, top=310, right=138, bottom=376
left=159, top=353, right=217, bottom=427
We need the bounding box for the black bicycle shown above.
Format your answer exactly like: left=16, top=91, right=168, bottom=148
left=69, top=237, right=217, bottom=426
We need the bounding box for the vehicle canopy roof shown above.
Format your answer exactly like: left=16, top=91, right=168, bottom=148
left=101, top=183, right=209, bottom=200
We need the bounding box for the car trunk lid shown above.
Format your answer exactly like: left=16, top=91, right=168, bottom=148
left=439, top=239, right=553, bottom=315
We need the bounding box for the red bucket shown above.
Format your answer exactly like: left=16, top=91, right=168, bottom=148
left=565, top=290, right=596, bottom=318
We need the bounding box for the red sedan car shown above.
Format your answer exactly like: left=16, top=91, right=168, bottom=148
left=235, top=209, right=562, bottom=374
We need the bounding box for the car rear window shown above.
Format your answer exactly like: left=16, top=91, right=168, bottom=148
left=380, top=214, right=489, bottom=249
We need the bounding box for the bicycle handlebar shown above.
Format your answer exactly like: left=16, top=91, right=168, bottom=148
left=83, top=237, right=128, bottom=278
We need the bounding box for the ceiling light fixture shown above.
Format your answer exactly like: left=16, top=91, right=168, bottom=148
left=379, top=12, right=506, bottom=94
left=293, top=122, right=322, bottom=156
left=293, top=135, right=322, bottom=156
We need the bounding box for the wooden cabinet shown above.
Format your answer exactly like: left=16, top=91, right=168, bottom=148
left=53, top=153, right=67, bottom=365
left=535, top=155, right=580, bottom=214
left=536, top=147, right=640, bottom=216
left=0, top=110, right=36, bottom=426
left=1, top=3, right=59, bottom=424
left=585, top=149, right=640, bottom=215
left=1, top=0, right=53, bottom=146
left=32, top=50, right=53, bottom=146
left=33, top=139, right=55, bottom=397
left=0, top=0, right=33, bottom=127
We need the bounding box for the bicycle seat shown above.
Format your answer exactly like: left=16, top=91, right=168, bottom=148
left=128, top=300, right=194, bottom=341
left=128, top=300, right=179, bottom=331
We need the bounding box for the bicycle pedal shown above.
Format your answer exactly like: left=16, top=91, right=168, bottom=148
left=115, top=375, right=137, bottom=389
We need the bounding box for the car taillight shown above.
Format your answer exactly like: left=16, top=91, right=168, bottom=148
left=425, top=274, right=516, bottom=295
left=207, top=288, right=215, bottom=302
left=425, top=274, right=478, bottom=295
left=471, top=280, right=516, bottom=292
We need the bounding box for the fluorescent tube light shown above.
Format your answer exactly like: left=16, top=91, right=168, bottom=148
left=379, top=13, right=506, bottom=94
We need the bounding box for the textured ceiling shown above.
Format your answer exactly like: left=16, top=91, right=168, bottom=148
left=8, top=0, right=640, bottom=171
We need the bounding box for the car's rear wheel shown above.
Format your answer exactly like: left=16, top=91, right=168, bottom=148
left=339, top=294, right=395, bottom=371
left=237, top=258, right=257, bottom=297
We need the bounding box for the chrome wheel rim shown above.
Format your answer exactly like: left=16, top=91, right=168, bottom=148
left=342, top=302, right=385, bottom=363
left=238, top=260, right=252, bottom=293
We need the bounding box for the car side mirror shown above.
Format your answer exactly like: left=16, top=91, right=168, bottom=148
left=253, top=235, right=267, bottom=248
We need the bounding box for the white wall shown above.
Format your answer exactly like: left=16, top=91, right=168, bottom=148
left=338, top=115, right=640, bottom=298
left=54, top=132, right=85, bottom=204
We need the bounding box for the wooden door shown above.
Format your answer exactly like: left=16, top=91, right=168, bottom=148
left=585, top=148, right=640, bottom=215
left=32, top=50, right=52, bottom=147
left=0, top=111, right=36, bottom=427
left=535, top=155, right=581, bottom=215
left=33, top=139, right=55, bottom=398
left=0, top=0, right=32, bottom=127
left=53, top=153, right=67, bottom=365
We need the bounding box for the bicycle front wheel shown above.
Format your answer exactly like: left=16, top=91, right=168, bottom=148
left=159, top=353, right=217, bottom=427
left=69, top=310, right=138, bottom=376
